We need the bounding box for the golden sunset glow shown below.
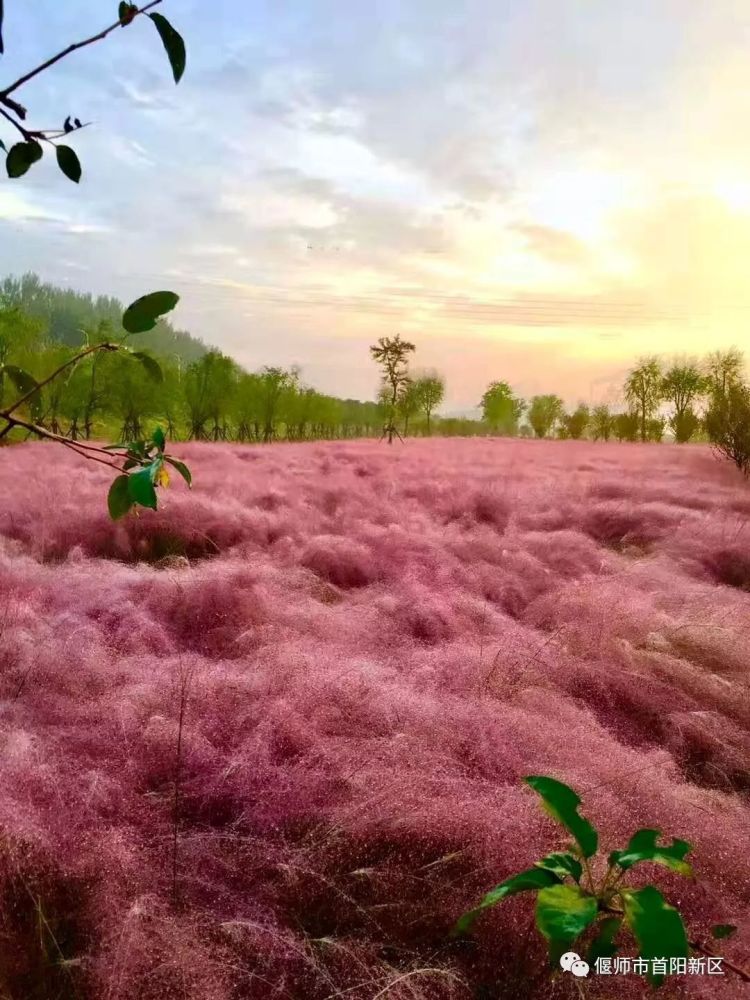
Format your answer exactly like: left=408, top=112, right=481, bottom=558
left=3, top=1, right=750, bottom=408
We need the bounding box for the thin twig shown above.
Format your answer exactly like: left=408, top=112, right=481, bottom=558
left=0, top=104, right=29, bottom=138
left=0, top=2, right=163, bottom=101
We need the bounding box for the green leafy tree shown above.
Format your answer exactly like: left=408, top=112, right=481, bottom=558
left=562, top=403, right=590, bottom=440
left=0, top=273, right=205, bottom=360
left=370, top=334, right=416, bottom=444
left=591, top=404, right=614, bottom=442
left=480, top=381, right=525, bottom=435
left=453, top=776, right=744, bottom=988
left=624, top=358, right=663, bottom=442
left=661, top=361, right=706, bottom=443
left=705, top=380, right=750, bottom=477
left=528, top=394, right=564, bottom=439
left=704, top=348, right=745, bottom=398
left=257, top=366, right=296, bottom=443
left=398, top=380, right=422, bottom=436
left=184, top=351, right=237, bottom=440
left=413, top=371, right=445, bottom=435
left=647, top=416, right=666, bottom=443
left=614, top=412, right=640, bottom=442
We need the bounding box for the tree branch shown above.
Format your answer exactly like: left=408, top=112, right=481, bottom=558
left=2, top=341, right=120, bottom=417
left=0, top=1, right=163, bottom=102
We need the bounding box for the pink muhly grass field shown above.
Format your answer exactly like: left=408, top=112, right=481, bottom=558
left=0, top=436, right=749, bottom=999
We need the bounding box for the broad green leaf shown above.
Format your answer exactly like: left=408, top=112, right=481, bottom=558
left=122, top=291, right=179, bottom=334
left=534, top=852, right=582, bottom=883
left=609, top=829, right=692, bottom=876
left=451, top=867, right=561, bottom=937
left=711, top=924, right=737, bottom=940
left=148, top=13, right=186, bottom=84
left=524, top=776, right=598, bottom=859
left=622, top=886, right=689, bottom=987
left=127, top=469, right=158, bottom=510
left=6, top=141, right=43, bottom=179
left=535, top=884, right=598, bottom=963
left=3, top=364, right=38, bottom=397
left=108, top=475, right=133, bottom=520
left=55, top=144, right=82, bottom=183
left=2, top=365, right=42, bottom=419
left=165, top=456, right=192, bottom=487
left=130, top=351, right=163, bottom=382
left=151, top=427, right=166, bottom=452
left=588, top=916, right=622, bottom=964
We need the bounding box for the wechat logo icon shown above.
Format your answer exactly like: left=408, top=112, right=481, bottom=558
left=560, top=952, right=590, bottom=978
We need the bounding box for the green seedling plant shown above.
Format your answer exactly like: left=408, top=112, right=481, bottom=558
left=0, top=291, right=193, bottom=519
left=453, top=776, right=743, bottom=987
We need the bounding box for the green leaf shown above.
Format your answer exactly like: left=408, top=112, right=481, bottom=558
left=165, top=457, right=192, bottom=487
left=3, top=364, right=38, bottom=397
left=622, top=886, right=689, bottom=987
left=130, top=351, right=163, bottom=382
left=122, top=291, right=179, bottom=334
left=55, top=144, right=82, bottom=183
left=6, top=140, right=43, bottom=179
left=588, top=916, right=622, bottom=965
left=535, top=884, right=598, bottom=963
left=451, top=867, right=561, bottom=937
left=0, top=141, right=7, bottom=153
left=609, top=829, right=692, bottom=877
left=524, top=776, right=598, bottom=859
left=148, top=12, right=186, bottom=84
left=108, top=475, right=133, bottom=520
left=534, top=852, right=583, bottom=883
left=151, top=427, right=166, bottom=452
left=127, top=469, right=158, bottom=510
left=711, top=924, right=737, bottom=940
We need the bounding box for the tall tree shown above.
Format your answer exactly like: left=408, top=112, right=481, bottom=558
left=704, top=349, right=745, bottom=397
left=370, top=334, right=416, bottom=444
left=624, top=357, right=663, bottom=442
left=705, top=379, right=750, bottom=476
left=591, top=404, right=614, bottom=442
left=398, top=380, right=422, bottom=436
left=480, top=381, right=525, bottom=435
left=184, top=351, right=236, bottom=440
left=614, top=412, right=640, bottom=442
left=562, top=403, right=590, bottom=440
left=661, top=360, right=705, bottom=443
left=413, top=371, right=445, bottom=435
left=528, top=394, right=564, bottom=438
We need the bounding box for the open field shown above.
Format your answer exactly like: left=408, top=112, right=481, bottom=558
left=0, top=437, right=748, bottom=999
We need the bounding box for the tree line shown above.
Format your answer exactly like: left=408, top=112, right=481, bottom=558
left=478, top=352, right=749, bottom=450
left=2, top=274, right=748, bottom=461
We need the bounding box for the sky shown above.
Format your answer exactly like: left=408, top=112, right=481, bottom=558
left=2, top=0, right=750, bottom=411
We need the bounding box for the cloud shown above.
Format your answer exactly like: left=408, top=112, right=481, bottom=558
left=3, top=0, right=750, bottom=409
